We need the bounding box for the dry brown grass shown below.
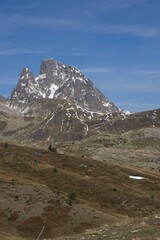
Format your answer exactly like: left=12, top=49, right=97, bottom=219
left=0, top=142, right=160, bottom=239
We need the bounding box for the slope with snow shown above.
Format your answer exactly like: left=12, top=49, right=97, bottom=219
left=10, top=59, right=120, bottom=114
left=0, top=58, right=137, bottom=145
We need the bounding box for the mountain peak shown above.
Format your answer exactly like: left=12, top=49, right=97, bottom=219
left=23, top=67, right=29, bottom=71
left=40, top=58, right=58, bottom=75
left=20, top=67, right=33, bottom=79
left=10, top=58, right=120, bottom=114
left=1, top=58, right=139, bottom=144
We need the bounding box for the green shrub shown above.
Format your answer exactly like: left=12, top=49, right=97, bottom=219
left=112, top=188, right=117, bottom=192
left=53, top=167, right=58, bottom=173
left=4, top=142, right=9, bottom=149
left=67, top=191, right=76, bottom=205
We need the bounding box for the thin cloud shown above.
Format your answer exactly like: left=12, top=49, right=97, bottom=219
left=83, top=67, right=113, bottom=73
left=83, top=67, right=160, bottom=78
left=0, top=14, right=81, bottom=31
left=84, top=66, right=160, bottom=76
left=116, top=102, right=160, bottom=112
left=129, top=70, right=160, bottom=77
left=89, top=0, right=146, bottom=11
left=102, top=80, right=160, bottom=93
left=0, top=47, right=87, bottom=57
left=91, top=24, right=160, bottom=38
left=84, top=66, right=160, bottom=93
left=118, top=102, right=160, bottom=108
left=59, top=0, right=145, bottom=19
left=0, top=48, right=46, bottom=56
left=8, top=2, right=44, bottom=12
left=0, top=77, right=18, bottom=86
left=1, top=12, right=160, bottom=39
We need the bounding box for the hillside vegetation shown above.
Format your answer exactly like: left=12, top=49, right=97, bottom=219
left=0, top=142, right=160, bottom=239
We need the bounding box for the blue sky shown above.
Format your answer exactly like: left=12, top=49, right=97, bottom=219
left=0, top=0, right=160, bottom=112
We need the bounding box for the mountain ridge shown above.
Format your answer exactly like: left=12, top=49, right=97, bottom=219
left=10, top=58, right=120, bottom=114
left=0, top=59, right=160, bottom=240
left=0, top=58, right=159, bottom=147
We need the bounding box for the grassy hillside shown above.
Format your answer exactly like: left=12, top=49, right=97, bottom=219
left=0, top=142, right=160, bottom=239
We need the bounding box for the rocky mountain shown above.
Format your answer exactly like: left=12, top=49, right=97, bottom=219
left=0, top=58, right=159, bottom=148
left=0, top=58, right=124, bottom=145
left=0, top=95, right=7, bottom=102
left=10, top=59, right=119, bottom=113
left=0, top=59, right=160, bottom=240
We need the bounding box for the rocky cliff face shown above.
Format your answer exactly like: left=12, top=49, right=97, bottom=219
left=0, top=58, right=133, bottom=146
left=10, top=59, right=119, bottom=113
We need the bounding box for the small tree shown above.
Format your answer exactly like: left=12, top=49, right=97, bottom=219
left=67, top=191, right=76, bottom=205
left=49, top=145, right=57, bottom=152
left=4, top=142, right=9, bottom=149
left=80, top=163, right=88, bottom=175
left=53, top=167, right=58, bottom=173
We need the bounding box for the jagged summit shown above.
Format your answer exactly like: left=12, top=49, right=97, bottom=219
left=0, top=58, right=159, bottom=146
left=10, top=58, right=120, bottom=113
left=4, top=58, right=125, bottom=143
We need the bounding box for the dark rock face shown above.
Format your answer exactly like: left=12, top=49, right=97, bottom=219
left=0, top=95, right=8, bottom=103
left=10, top=68, right=36, bottom=103
left=10, top=59, right=120, bottom=113
left=0, top=58, right=131, bottom=146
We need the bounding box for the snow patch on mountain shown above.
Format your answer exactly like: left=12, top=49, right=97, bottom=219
left=35, top=73, right=46, bottom=81
left=48, top=83, right=59, bottom=98
left=75, top=104, right=106, bottom=117
left=9, top=58, right=125, bottom=131
left=129, top=176, right=146, bottom=180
